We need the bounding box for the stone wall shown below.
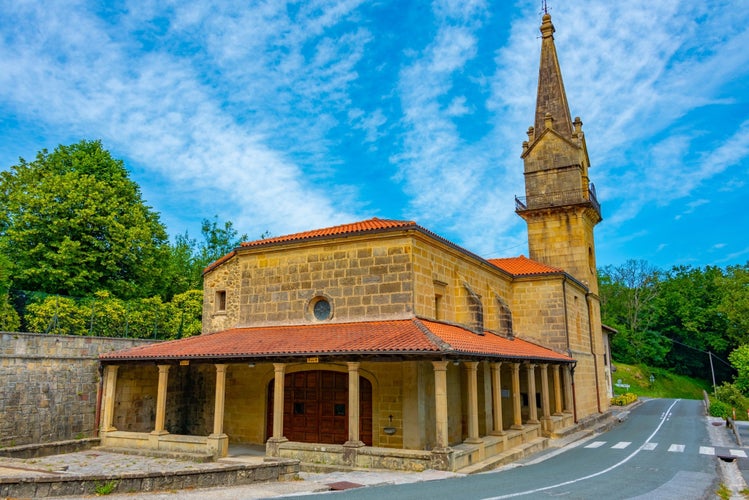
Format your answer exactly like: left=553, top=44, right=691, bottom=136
left=0, top=332, right=155, bottom=447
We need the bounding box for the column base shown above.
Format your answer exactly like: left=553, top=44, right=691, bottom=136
left=511, top=424, right=524, bottom=430
left=343, top=440, right=366, bottom=466
left=464, top=437, right=483, bottom=445
left=489, top=430, right=507, bottom=436
left=265, top=437, right=288, bottom=457
left=207, top=433, right=229, bottom=458
left=430, top=447, right=454, bottom=471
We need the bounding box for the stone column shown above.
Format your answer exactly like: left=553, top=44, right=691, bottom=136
left=430, top=360, right=453, bottom=471
left=267, top=363, right=288, bottom=456
left=511, top=362, right=523, bottom=429
left=152, top=364, right=170, bottom=435
left=539, top=364, right=551, bottom=431
left=432, top=361, right=449, bottom=449
left=345, top=362, right=365, bottom=447
left=563, top=365, right=574, bottom=413
left=552, top=365, right=563, bottom=415
left=490, top=362, right=504, bottom=435
left=212, top=364, right=228, bottom=435
left=526, top=363, right=538, bottom=424
left=208, top=364, right=229, bottom=458
left=101, top=365, right=118, bottom=432
left=464, top=362, right=482, bottom=444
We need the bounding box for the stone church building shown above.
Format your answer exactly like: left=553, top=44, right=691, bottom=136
left=99, top=13, right=613, bottom=472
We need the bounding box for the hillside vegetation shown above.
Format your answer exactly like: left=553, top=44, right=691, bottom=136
left=611, top=362, right=710, bottom=400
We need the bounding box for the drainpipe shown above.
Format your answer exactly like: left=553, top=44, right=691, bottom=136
left=94, top=363, right=104, bottom=437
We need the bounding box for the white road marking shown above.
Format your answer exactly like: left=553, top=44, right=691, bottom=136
left=642, top=442, right=657, bottom=451
left=699, top=446, right=715, bottom=455
left=730, top=449, right=747, bottom=458
left=668, top=444, right=685, bottom=453
left=585, top=441, right=606, bottom=449
left=486, top=399, right=682, bottom=499
left=612, top=442, right=631, bottom=449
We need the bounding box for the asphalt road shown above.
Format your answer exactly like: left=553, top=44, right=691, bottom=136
left=294, top=399, right=723, bottom=500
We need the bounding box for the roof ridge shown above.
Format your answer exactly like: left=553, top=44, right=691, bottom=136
left=240, top=217, right=416, bottom=248
left=412, top=317, right=453, bottom=351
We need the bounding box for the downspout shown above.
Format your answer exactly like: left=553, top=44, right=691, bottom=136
left=562, top=278, right=577, bottom=423
left=94, top=363, right=104, bottom=437
left=586, top=292, right=602, bottom=413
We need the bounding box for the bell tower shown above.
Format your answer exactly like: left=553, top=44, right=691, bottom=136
left=516, top=12, right=602, bottom=294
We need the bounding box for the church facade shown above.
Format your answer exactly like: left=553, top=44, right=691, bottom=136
left=98, top=13, right=612, bottom=472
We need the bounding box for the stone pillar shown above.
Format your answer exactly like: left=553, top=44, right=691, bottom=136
left=464, top=362, right=482, bottom=444
left=511, top=362, right=523, bottom=429
left=552, top=365, right=563, bottom=415
left=432, top=360, right=449, bottom=449
left=345, top=362, right=365, bottom=447
left=490, top=362, right=504, bottom=435
left=208, top=364, right=229, bottom=458
left=267, top=363, right=288, bottom=456
left=101, top=365, right=118, bottom=432
left=539, top=364, right=551, bottom=431
left=152, top=365, right=170, bottom=435
left=526, top=363, right=538, bottom=424
left=430, top=360, right=453, bottom=471
left=563, top=365, right=574, bottom=413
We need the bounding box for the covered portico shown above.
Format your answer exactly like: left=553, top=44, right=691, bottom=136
left=98, top=318, right=575, bottom=471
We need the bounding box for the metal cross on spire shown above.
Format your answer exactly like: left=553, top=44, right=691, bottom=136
left=541, top=0, right=550, bottom=15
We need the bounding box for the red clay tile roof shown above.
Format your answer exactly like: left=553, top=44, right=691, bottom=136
left=241, top=218, right=416, bottom=247
left=488, top=255, right=563, bottom=276
left=100, top=318, right=572, bottom=363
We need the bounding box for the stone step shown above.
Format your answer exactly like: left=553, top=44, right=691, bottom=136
left=457, top=437, right=548, bottom=475
left=94, top=446, right=215, bottom=463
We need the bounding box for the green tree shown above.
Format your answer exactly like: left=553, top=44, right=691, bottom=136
left=719, top=264, right=749, bottom=346
left=728, top=345, right=749, bottom=394
left=197, top=216, right=248, bottom=267
left=0, top=253, right=20, bottom=331
left=0, top=140, right=169, bottom=299
left=599, top=260, right=666, bottom=364
left=651, top=265, right=730, bottom=378
left=25, top=295, right=86, bottom=335
left=165, top=290, right=203, bottom=339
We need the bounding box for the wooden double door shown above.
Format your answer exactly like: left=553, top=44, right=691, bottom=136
left=267, top=370, right=372, bottom=445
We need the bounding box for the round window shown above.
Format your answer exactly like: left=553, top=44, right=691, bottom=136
left=313, top=298, right=332, bottom=321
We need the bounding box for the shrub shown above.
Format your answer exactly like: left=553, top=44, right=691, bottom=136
left=715, top=382, right=748, bottom=409
left=610, top=392, right=638, bottom=406
left=709, top=400, right=731, bottom=419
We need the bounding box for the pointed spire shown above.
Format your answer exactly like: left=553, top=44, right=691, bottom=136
left=534, top=13, right=573, bottom=138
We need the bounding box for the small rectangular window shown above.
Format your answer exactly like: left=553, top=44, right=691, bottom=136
left=215, top=290, right=227, bottom=312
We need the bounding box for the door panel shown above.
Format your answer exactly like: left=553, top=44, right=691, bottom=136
left=266, top=370, right=373, bottom=445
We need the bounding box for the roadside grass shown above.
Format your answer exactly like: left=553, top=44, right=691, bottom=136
left=611, top=362, right=710, bottom=400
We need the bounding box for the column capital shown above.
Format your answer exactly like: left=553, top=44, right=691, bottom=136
left=347, top=361, right=361, bottom=371
left=432, top=360, right=449, bottom=372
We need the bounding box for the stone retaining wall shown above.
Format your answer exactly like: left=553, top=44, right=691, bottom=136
left=0, top=459, right=299, bottom=498
left=0, top=332, right=156, bottom=447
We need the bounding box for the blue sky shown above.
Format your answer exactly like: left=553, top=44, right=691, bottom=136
left=1, top=0, right=747, bottom=270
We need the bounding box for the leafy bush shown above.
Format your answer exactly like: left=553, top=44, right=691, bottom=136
left=610, top=392, right=638, bottom=406
left=715, top=382, right=748, bottom=409
left=709, top=400, right=731, bottom=419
